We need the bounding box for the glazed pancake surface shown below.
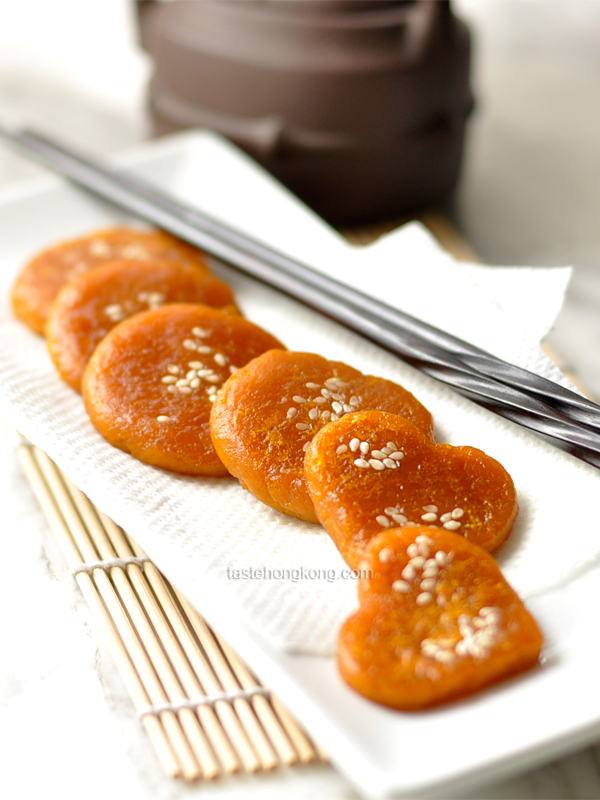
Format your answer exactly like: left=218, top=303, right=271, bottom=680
left=47, top=258, right=237, bottom=391
left=304, top=410, right=517, bottom=567
left=209, top=350, right=434, bottom=523
left=12, top=226, right=211, bottom=335
left=82, top=304, right=284, bottom=475
left=338, top=527, right=543, bottom=710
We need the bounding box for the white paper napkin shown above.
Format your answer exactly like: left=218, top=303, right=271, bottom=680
left=0, top=131, right=596, bottom=656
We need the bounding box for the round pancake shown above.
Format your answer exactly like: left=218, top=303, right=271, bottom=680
left=47, top=259, right=238, bottom=391
left=12, top=226, right=212, bottom=334
left=82, top=304, right=285, bottom=475
left=210, top=350, right=434, bottom=522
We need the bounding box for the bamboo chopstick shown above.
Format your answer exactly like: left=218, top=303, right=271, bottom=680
left=15, top=437, right=324, bottom=781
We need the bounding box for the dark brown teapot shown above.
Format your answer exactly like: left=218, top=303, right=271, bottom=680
left=137, top=0, right=474, bottom=226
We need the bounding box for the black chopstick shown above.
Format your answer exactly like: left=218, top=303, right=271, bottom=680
left=3, top=124, right=600, bottom=468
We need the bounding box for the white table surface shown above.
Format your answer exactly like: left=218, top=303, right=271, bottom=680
left=2, top=1, right=600, bottom=798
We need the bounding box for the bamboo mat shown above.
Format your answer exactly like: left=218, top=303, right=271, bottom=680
left=16, top=440, right=324, bottom=781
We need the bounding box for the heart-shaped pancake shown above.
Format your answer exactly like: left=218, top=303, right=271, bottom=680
left=209, top=350, right=434, bottom=522
left=338, top=527, right=543, bottom=710
left=305, top=410, right=517, bottom=567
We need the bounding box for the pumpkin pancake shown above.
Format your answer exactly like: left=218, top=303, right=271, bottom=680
left=12, top=226, right=212, bottom=335
left=82, top=304, right=284, bottom=475
left=47, top=259, right=238, bottom=391
left=304, top=410, right=517, bottom=567
left=210, top=350, right=434, bottom=523
left=338, top=527, right=543, bottom=710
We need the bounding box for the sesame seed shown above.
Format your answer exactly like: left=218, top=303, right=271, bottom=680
left=407, top=543, right=419, bottom=558
left=421, top=512, right=438, bottom=522
left=321, top=410, right=331, bottom=421
left=314, top=397, right=327, bottom=404
left=306, top=382, right=321, bottom=390
left=435, top=551, right=447, bottom=565
left=331, top=393, right=344, bottom=403
left=89, top=239, right=111, bottom=257
left=416, top=534, right=434, bottom=545
left=418, top=542, right=431, bottom=557
left=324, top=378, right=339, bottom=389
left=197, top=369, right=213, bottom=377
left=321, top=389, right=331, bottom=398
left=387, top=442, right=398, bottom=451
left=286, top=407, right=298, bottom=419
left=187, top=369, right=198, bottom=379
left=455, top=641, right=468, bottom=656
left=369, top=459, right=385, bottom=470
left=205, top=375, right=220, bottom=383
left=214, top=353, right=228, bottom=366
left=378, top=547, right=393, bottom=563
left=343, top=404, right=354, bottom=413
left=156, top=415, right=172, bottom=422
left=296, top=423, right=309, bottom=430
left=376, top=515, right=390, bottom=527
left=349, top=438, right=360, bottom=452
left=452, top=508, right=465, bottom=519
left=421, top=643, right=439, bottom=657
left=354, top=458, right=370, bottom=468
left=370, top=450, right=387, bottom=459
left=392, top=580, right=410, bottom=593
left=332, top=401, right=343, bottom=414
left=179, top=387, right=192, bottom=394
left=443, top=520, right=461, bottom=531
left=440, top=512, right=452, bottom=523
left=422, top=567, right=439, bottom=579
left=423, top=505, right=438, bottom=513
left=330, top=414, right=339, bottom=421
left=293, top=396, right=307, bottom=403
left=350, top=396, right=360, bottom=406
left=420, top=578, right=437, bottom=592
left=360, top=442, right=369, bottom=454
left=190, top=378, right=201, bottom=388
left=416, top=592, right=432, bottom=606
left=336, top=444, right=348, bottom=454
left=423, top=558, right=438, bottom=569
left=176, top=378, right=190, bottom=387
left=309, top=408, right=319, bottom=420
left=192, top=327, right=209, bottom=337
left=167, top=365, right=180, bottom=374
left=197, top=346, right=213, bottom=354
left=104, top=303, right=122, bottom=315
left=389, top=514, right=406, bottom=525
left=402, top=565, right=416, bottom=581
left=183, top=339, right=197, bottom=350
left=303, top=441, right=310, bottom=452
left=480, top=607, right=499, bottom=617
left=409, top=556, right=426, bottom=569
left=162, top=376, right=177, bottom=384
left=434, top=650, right=454, bottom=663
left=167, top=385, right=178, bottom=393
left=389, top=451, right=404, bottom=460
left=188, top=361, right=203, bottom=370
left=229, top=366, right=238, bottom=374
